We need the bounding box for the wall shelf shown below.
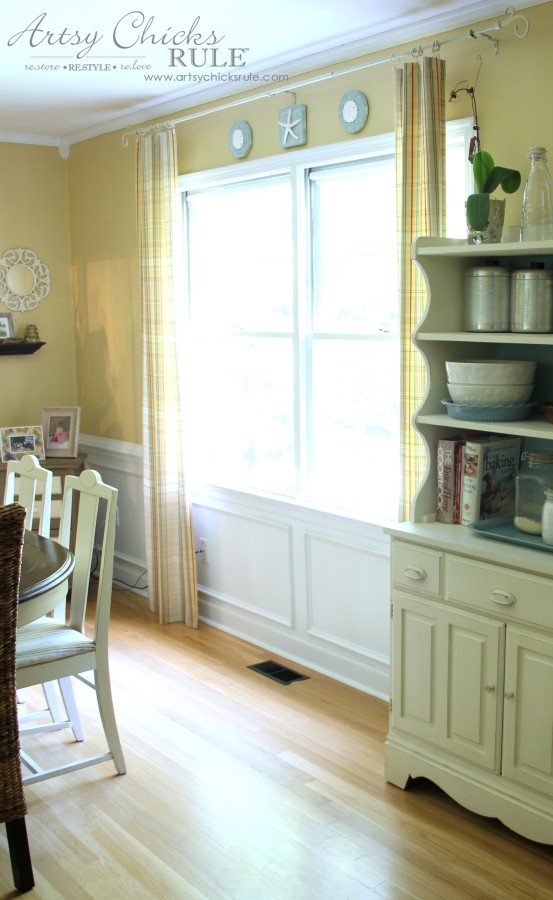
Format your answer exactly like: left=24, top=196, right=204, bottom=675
left=0, top=341, right=45, bottom=355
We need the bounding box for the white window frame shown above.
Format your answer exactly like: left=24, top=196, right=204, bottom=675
left=179, top=117, right=473, bottom=524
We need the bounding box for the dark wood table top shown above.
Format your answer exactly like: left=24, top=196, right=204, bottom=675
left=19, top=531, right=75, bottom=604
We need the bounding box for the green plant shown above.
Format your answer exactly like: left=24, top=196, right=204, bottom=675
left=466, top=150, right=521, bottom=232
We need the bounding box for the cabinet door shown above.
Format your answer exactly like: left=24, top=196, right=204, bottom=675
left=502, top=627, right=553, bottom=797
left=391, top=593, right=504, bottom=770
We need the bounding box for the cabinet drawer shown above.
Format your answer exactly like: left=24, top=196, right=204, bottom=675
left=392, top=541, right=442, bottom=598
left=446, top=556, right=553, bottom=630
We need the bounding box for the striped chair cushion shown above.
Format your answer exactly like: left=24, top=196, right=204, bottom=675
left=16, top=618, right=93, bottom=667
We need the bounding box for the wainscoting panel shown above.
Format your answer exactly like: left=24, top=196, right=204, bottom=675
left=192, top=504, right=294, bottom=625
left=305, top=532, right=390, bottom=660
left=79, top=435, right=148, bottom=594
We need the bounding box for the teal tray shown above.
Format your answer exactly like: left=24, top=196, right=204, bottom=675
left=469, top=515, right=553, bottom=552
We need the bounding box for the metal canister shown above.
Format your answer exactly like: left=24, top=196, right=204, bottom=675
left=511, top=267, right=553, bottom=332
left=463, top=266, right=511, bottom=332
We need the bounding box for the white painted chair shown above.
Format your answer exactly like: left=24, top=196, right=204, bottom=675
left=16, top=468, right=126, bottom=784
left=3, top=455, right=74, bottom=727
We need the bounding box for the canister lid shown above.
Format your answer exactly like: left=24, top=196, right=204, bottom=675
left=464, top=266, right=509, bottom=277
left=522, top=450, right=553, bottom=463
left=512, top=268, right=552, bottom=279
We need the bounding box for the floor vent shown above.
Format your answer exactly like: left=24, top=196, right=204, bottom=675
left=248, top=659, right=309, bottom=685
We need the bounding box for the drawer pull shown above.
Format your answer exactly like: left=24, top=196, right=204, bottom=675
left=504, top=691, right=515, bottom=701
left=490, top=589, right=516, bottom=607
left=404, top=566, right=427, bottom=581
left=484, top=684, right=496, bottom=693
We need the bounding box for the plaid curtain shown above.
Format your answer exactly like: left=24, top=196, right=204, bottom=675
left=137, top=126, right=198, bottom=626
left=394, top=57, right=446, bottom=521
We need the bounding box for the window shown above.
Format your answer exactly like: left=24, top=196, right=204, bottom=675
left=185, top=176, right=296, bottom=496
left=181, top=121, right=471, bottom=522
left=307, top=159, right=398, bottom=517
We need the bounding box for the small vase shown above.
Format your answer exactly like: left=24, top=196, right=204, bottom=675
left=466, top=198, right=506, bottom=244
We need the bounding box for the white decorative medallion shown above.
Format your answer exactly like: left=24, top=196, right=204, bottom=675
left=0, top=247, right=51, bottom=312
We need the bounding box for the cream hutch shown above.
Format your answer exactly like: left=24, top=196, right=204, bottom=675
left=385, top=237, right=553, bottom=844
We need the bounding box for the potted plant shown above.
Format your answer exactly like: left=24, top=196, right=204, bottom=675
left=466, top=150, right=521, bottom=234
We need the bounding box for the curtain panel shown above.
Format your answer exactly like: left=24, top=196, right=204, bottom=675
left=395, top=56, right=446, bottom=521
left=137, top=126, right=198, bottom=626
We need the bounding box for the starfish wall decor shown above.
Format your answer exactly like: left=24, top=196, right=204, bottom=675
left=278, top=103, right=307, bottom=149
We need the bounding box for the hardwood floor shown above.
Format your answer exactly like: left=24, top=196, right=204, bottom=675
left=3, top=588, right=553, bottom=899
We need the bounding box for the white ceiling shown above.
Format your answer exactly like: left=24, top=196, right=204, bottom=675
left=0, top=1, right=541, bottom=146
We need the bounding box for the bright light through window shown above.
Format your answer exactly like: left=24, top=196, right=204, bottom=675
left=182, top=121, right=471, bottom=522
left=186, top=178, right=296, bottom=496
left=309, top=159, right=399, bottom=518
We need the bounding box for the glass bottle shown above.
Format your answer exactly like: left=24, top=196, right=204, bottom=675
left=541, top=486, right=553, bottom=545
left=520, top=147, right=553, bottom=241
left=514, top=450, right=553, bottom=534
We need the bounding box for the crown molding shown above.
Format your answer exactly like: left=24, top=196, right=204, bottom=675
left=0, top=132, right=60, bottom=147
left=0, top=0, right=542, bottom=149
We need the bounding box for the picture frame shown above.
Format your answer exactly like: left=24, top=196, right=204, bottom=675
left=41, top=406, right=80, bottom=458
left=0, top=424, right=45, bottom=462
left=0, top=312, right=14, bottom=340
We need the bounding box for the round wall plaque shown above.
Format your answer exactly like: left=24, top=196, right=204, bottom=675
left=229, top=120, right=253, bottom=158
left=338, top=91, right=369, bottom=133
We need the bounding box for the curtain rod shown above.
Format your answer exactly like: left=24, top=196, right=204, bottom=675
left=122, top=6, right=528, bottom=143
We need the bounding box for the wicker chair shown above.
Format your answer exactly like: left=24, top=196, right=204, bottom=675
left=0, top=502, right=34, bottom=893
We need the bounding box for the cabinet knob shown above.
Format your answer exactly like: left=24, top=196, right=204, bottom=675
left=484, top=684, right=495, bottom=693
left=490, top=589, right=516, bottom=606
left=504, top=691, right=515, bottom=700
left=404, top=566, right=426, bottom=581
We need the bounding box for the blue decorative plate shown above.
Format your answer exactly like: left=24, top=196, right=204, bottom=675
left=441, top=400, right=535, bottom=422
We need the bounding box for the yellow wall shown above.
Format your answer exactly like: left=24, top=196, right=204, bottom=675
left=0, top=143, right=77, bottom=426
left=68, top=134, right=140, bottom=441
left=11, top=2, right=553, bottom=444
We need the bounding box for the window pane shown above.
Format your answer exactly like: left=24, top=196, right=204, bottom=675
left=309, top=338, right=400, bottom=519
left=187, top=179, right=293, bottom=333
left=311, top=159, right=397, bottom=335
left=188, top=335, right=296, bottom=495
left=446, top=135, right=471, bottom=238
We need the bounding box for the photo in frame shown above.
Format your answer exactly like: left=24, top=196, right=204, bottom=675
left=41, top=406, right=80, bottom=458
left=0, top=312, right=14, bottom=339
left=0, top=424, right=45, bottom=462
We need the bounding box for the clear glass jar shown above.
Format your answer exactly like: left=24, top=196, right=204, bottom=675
left=514, top=451, right=553, bottom=534
left=520, top=147, right=553, bottom=241
left=542, top=487, right=553, bottom=545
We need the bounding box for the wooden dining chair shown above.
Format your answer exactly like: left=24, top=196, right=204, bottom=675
left=16, top=469, right=126, bottom=784
left=0, top=503, right=35, bottom=893
left=4, top=454, right=81, bottom=736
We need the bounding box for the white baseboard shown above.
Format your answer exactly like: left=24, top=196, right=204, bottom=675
left=198, top=589, right=389, bottom=698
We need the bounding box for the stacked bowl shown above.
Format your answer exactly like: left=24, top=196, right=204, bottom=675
left=444, top=360, right=536, bottom=420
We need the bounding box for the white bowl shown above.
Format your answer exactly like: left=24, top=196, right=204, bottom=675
left=447, top=381, right=534, bottom=406
left=445, top=360, right=536, bottom=386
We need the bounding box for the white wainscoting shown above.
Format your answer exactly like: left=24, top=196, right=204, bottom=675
left=80, top=435, right=392, bottom=698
